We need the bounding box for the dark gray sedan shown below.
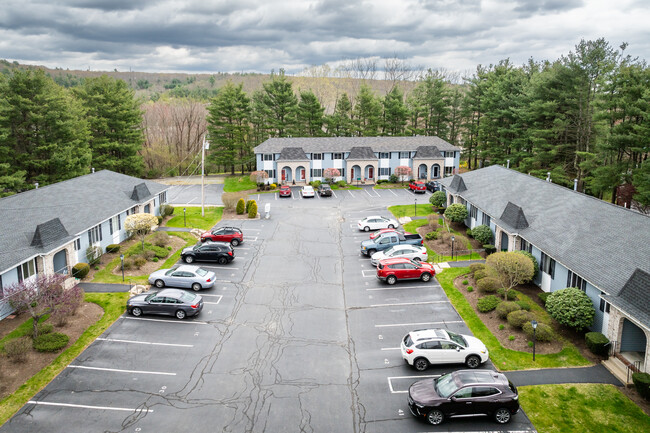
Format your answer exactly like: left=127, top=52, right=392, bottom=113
left=126, top=289, right=203, bottom=320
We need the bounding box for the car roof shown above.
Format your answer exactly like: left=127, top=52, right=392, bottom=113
left=201, top=240, right=231, bottom=246
left=379, top=257, right=418, bottom=264
left=408, top=328, right=447, bottom=340
left=175, top=265, right=201, bottom=272
left=214, top=226, right=241, bottom=230
left=156, top=288, right=186, bottom=297
left=303, top=185, right=314, bottom=189
left=452, top=370, right=507, bottom=386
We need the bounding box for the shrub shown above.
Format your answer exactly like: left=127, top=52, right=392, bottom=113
left=469, top=263, right=485, bottom=274
left=153, top=257, right=159, bottom=262
left=509, top=335, right=515, bottom=341
left=133, top=256, right=147, bottom=268
left=496, top=301, right=522, bottom=319
left=477, top=295, right=500, bottom=312
left=515, top=250, right=539, bottom=280
left=425, top=231, right=438, bottom=241
left=462, top=279, right=468, bottom=285
left=4, top=337, right=31, bottom=362
left=94, top=265, right=99, bottom=271
left=546, top=287, right=595, bottom=331
left=222, top=192, right=247, bottom=211
left=507, top=310, right=535, bottom=328
left=167, top=246, right=172, bottom=251
left=632, top=373, right=650, bottom=400
left=337, top=180, right=347, bottom=188
left=467, top=286, right=474, bottom=292
left=245, top=200, right=252, bottom=213
left=159, top=204, right=174, bottom=217
left=483, top=244, right=496, bottom=255
left=477, top=277, right=500, bottom=293
left=585, top=332, right=610, bottom=357
left=157, top=215, right=163, bottom=224
left=466, top=228, right=473, bottom=238
left=473, top=269, right=487, bottom=281
left=497, top=287, right=520, bottom=300
left=248, top=200, right=258, bottom=218
left=71, top=262, right=90, bottom=279
left=270, top=183, right=277, bottom=189
left=33, top=332, right=69, bottom=352
left=106, top=244, right=121, bottom=253
left=122, top=257, right=134, bottom=270
left=516, top=300, right=532, bottom=311
left=499, top=324, right=505, bottom=330
left=427, top=214, right=439, bottom=229
left=85, top=245, right=102, bottom=265
left=471, top=225, right=493, bottom=244
left=150, top=231, right=168, bottom=248
left=150, top=245, right=169, bottom=259
left=389, top=173, right=398, bottom=183
left=141, top=249, right=156, bottom=261
left=522, top=321, right=554, bottom=342
left=444, top=203, right=468, bottom=222
left=538, top=292, right=550, bottom=306
left=430, top=191, right=446, bottom=207
left=37, top=322, right=54, bottom=335
left=528, top=341, right=534, bottom=347
left=236, top=198, right=245, bottom=214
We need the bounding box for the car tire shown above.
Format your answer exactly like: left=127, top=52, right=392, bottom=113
left=184, top=255, right=194, bottom=264
left=413, top=357, right=430, bottom=371
left=421, top=272, right=432, bottom=282
left=386, top=275, right=397, bottom=285
left=131, top=307, right=142, bottom=317
left=191, top=283, right=202, bottom=292
left=427, top=409, right=444, bottom=425
left=364, top=226, right=370, bottom=232
left=367, top=249, right=376, bottom=256
left=217, top=257, right=228, bottom=265
left=175, top=309, right=186, bottom=320
left=413, top=257, right=421, bottom=262
left=388, top=224, right=394, bottom=229
left=465, top=355, right=481, bottom=368
left=154, top=279, right=165, bottom=288
left=494, top=408, right=511, bottom=424
left=231, top=239, right=240, bottom=246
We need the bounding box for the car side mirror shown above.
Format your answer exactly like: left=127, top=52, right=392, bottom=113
left=456, top=347, right=461, bottom=352
left=450, top=396, right=457, bottom=402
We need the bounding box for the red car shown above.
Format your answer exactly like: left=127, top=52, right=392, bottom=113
left=200, top=226, right=244, bottom=246
left=377, top=257, right=435, bottom=285
left=370, top=228, right=410, bottom=240
left=409, top=181, right=426, bottom=193
left=279, top=185, right=292, bottom=197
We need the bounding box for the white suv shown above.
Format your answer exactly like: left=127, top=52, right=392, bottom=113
left=401, top=329, right=489, bottom=371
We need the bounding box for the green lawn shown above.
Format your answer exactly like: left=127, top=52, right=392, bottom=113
left=374, top=183, right=407, bottom=189
left=388, top=203, right=435, bottom=218
left=223, top=175, right=257, bottom=192
left=519, top=384, right=650, bottom=433
left=331, top=184, right=362, bottom=190
left=0, top=292, right=128, bottom=425
left=436, top=267, right=589, bottom=370
left=166, top=206, right=223, bottom=231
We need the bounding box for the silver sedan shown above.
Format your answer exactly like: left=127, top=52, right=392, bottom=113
left=370, top=245, right=428, bottom=266
left=148, top=265, right=216, bottom=291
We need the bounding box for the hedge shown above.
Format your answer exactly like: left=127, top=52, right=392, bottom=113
left=71, top=262, right=90, bottom=279
left=106, top=244, right=120, bottom=253
left=585, top=332, right=610, bottom=357
left=632, top=372, right=650, bottom=400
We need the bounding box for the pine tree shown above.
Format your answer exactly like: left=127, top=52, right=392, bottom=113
left=260, top=69, right=298, bottom=137
left=326, top=93, right=353, bottom=136
left=382, top=86, right=408, bottom=136
left=296, top=90, right=325, bottom=136
left=353, top=85, right=382, bottom=136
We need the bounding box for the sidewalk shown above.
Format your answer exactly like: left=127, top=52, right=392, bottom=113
left=77, top=282, right=133, bottom=292
left=506, top=364, right=622, bottom=386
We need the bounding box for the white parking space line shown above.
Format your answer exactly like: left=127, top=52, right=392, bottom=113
left=27, top=401, right=154, bottom=413
left=243, top=228, right=261, bottom=232
left=332, top=190, right=338, bottom=198
left=96, top=338, right=193, bottom=348
left=203, top=295, right=223, bottom=305
left=380, top=347, right=401, bottom=351
left=388, top=189, right=398, bottom=196
left=361, top=270, right=376, bottom=278
left=370, top=300, right=448, bottom=307
left=68, top=365, right=176, bottom=376
left=388, top=375, right=440, bottom=393
left=200, top=294, right=222, bottom=297
left=366, top=285, right=433, bottom=291
left=244, top=236, right=258, bottom=241
left=347, top=190, right=354, bottom=197
left=375, top=321, right=463, bottom=328
left=122, top=316, right=209, bottom=325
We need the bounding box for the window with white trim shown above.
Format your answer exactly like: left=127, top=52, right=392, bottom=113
left=379, top=152, right=390, bottom=159
left=540, top=252, right=555, bottom=278
left=263, top=154, right=274, bottom=161
left=110, top=215, right=120, bottom=235
left=312, top=153, right=323, bottom=160
left=74, top=238, right=81, bottom=251
left=264, top=169, right=275, bottom=179
left=567, top=270, right=587, bottom=292
left=158, top=191, right=167, bottom=204
left=88, top=224, right=102, bottom=245
left=333, top=152, right=343, bottom=160
left=470, top=204, right=477, bottom=219
left=18, top=259, right=37, bottom=283
left=520, top=238, right=532, bottom=253
left=399, top=151, right=409, bottom=158
left=379, top=167, right=391, bottom=176
left=482, top=213, right=491, bottom=226
left=599, top=294, right=610, bottom=313
left=444, top=166, right=454, bottom=176
left=311, top=168, right=322, bottom=177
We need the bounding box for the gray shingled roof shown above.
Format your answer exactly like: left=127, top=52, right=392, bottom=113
left=346, top=147, right=376, bottom=160
left=604, top=269, right=650, bottom=327
left=440, top=165, right=650, bottom=297
left=276, top=147, right=308, bottom=161
left=413, top=146, right=443, bottom=158
left=254, top=136, right=460, bottom=153
left=500, top=202, right=529, bottom=230
left=449, top=175, right=467, bottom=192
left=0, top=170, right=168, bottom=274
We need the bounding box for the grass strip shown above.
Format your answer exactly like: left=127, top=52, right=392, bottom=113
left=0, top=292, right=128, bottom=426
left=436, top=267, right=589, bottom=370
left=223, top=175, right=257, bottom=192
left=166, top=206, right=223, bottom=231
left=159, top=232, right=200, bottom=269
left=519, top=383, right=650, bottom=432
left=388, top=203, right=436, bottom=218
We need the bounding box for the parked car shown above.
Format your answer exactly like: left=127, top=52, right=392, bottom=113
left=425, top=180, right=440, bottom=192
left=357, top=215, right=399, bottom=232
left=302, top=185, right=315, bottom=198
left=400, top=328, right=489, bottom=370
left=409, top=180, right=427, bottom=193
left=127, top=288, right=204, bottom=320
left=318, top=183, right=333, bottom=197
left=200, top=226, right=244, bottom=246
left=360, top=232, right=423, bottom=256
left=182, top=241, right=235, bottom=264
left=376, top=257, right=434, bottom=284
left=369, top=228, right=405, bottom=240
left=279, top=185, right=292, bottom=197
left=370, top=245, right=428, bottom=266
left=407, top=370, right=519, bottom=426
left=148, top=265, right=217, bottom=291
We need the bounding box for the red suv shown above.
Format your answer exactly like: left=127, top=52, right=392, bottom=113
left=409, top=181, right=426, bottom=193
left=200, top=227, right=244, bottom=246
left=377, top=257, right=435, bottom=285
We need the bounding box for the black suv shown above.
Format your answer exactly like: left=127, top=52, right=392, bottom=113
left=181, top=241, right=234, bottom=264
left=425, top=181, right=440, bottom=192
left=408, top=370, right=519, bottom=426
left=318, top=183, right=333, bottom=197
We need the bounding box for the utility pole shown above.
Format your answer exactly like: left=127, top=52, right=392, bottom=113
left=201, top=136, right=207, bottom=217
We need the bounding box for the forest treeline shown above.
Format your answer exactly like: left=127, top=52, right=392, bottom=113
left=0, top=38, right=648, bottom=210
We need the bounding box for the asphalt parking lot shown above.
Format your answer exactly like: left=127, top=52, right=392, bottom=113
left=1, top=186, right=536, bottom=433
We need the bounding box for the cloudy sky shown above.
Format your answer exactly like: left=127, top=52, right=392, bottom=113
left=1, top=0, right=648, bottom=76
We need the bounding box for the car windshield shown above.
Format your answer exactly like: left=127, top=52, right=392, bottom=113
left=164, top=269, right=175, bottom=276
left=179, top=292, right=197, bottom=303
left=322, top=185, right=331, bottom=190
left=145, top=293, right=157, bottom=301
left=446, top=330, right=467, bottom=347
left=434, top=373, right=458, bottom=398
left=196, top=268, right=208, bottom=277
left=409, top=259, right=421, bottom=267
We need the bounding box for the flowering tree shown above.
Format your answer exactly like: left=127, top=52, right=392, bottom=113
left=395, top=166, right=412, bottom=184
left=323, top=167, right=341, bottom=182
left=6, top=274, right=84, bottom=338
left=249, top=171, right=269, bottom=185
left=125, top=213, right=159, bottom=251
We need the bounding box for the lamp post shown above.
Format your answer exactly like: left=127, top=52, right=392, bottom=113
left=531, top=320, right=538, bottom=361
left=414, top=198, right=417, bottom=217
left=120, top=254, right=125, bottom=282
left=451, top=235, right=455, bottom=260
left=183, top=207, right=186, bottom=227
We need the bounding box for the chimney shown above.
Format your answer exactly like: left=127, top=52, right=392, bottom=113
left=34, top=182, right=39, bottom=189
left=92, top=167, right=95, bottom=173
left=574, top=178, right=578, bottom=191
left=506, top=160, right=510, bottom=169
left=546, top=172, right=551, bottom=182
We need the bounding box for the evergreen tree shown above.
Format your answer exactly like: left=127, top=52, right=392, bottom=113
left=353, top=85, right=382, bottom=136
left=461, top=66, right=487, bottom=169
left=260, top=69, right=298, bottom=137
left=0, top=69, right=90, bottom=187
left=382, top=86, right=408, bottom=135
left=74, top=75, right=144, bottom=176
left=296, top=90, right=325, bottom=136
left=207, top=82, right=251, bottom=175
left=326, top=93, right=353, bottom=136
left=419, top=70, right=451, bottom=139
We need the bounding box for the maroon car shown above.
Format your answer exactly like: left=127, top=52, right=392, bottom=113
left=200, top=226, right=244, bottom=246
left=376, top=257, right=434, bottom=285
left=279, top=185, right=292, bottom=197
